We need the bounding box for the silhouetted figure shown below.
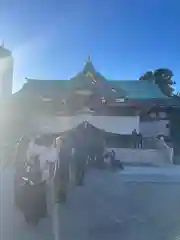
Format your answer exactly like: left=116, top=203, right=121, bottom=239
left=74, top=141, right=87, bottom=185
left=110, top=150, right=116, bottom=169
left=137, top=133, right=143, bottom=149
left=95, top=144, right=104, bottom=169
left=15, top=154, right=47, bottom=225
left=73, top=124, right=88, bottom=186
left=55, top=137, right=71, bottom=203
left=87, top=144, right=96, bottom=167
left=21, top=177, right=47, bottom=225
left=132, top=129, right=138, bottom=148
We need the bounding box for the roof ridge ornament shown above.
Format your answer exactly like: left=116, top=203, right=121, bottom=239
left=85, top=71, right=94, bottom=79
left=83, top=55, right=96, bottom=74
left=87, top=55, right=91, bottom=62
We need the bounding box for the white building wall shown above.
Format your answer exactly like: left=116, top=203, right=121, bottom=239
left=32, top=115, right=140, bottom=135
left=140, top=120, right=169, bottom=137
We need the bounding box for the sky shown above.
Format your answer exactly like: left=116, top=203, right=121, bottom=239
left=1, top=0, right=180, bottom=93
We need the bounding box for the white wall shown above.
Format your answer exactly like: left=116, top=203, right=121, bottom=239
left=32, top=115, right=140, bottom=135
left=140, top=120, right=169, bottom=137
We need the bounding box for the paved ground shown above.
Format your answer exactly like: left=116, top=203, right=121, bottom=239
left=1, top=167, right=180, bottom=240
left=0, top=168, right=53, bottom=240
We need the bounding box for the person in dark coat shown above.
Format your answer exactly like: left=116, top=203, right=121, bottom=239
left=137, top=132, right=143, bottom=149
left=96, top=144, right=105, bottom=169
left=16, top=154, right=47, bottom=224
left=132, top=129, right=138, bottom=148
left=55, top=136, right=71, bottom=203
left=74, top=149, right=86, bottom=186
left=21, top=178, right=47, bottom=225
left=73, top=129, right=88, bottom=186
left=110, top=150, right=116, bottom=169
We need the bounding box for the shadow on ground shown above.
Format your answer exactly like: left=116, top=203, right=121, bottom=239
left=1, top=168, right=180, bottom=240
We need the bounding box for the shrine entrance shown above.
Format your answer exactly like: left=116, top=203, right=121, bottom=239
left=71, top=121, right=104, bottom=147
left=67, top=121, right=105, bottom=167
left=45, top=121, right=105, bottom=165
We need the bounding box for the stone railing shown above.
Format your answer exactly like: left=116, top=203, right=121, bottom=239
left=154, top=137, right=174, bottom=164
left=107, top=145, right=173, bottom=166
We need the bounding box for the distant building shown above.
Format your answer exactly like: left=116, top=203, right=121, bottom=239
left=7, top=56, right=180, bottom=146
left=0, top=44, right=13, bottom=98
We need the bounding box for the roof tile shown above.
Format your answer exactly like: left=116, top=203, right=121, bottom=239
left=110, top=80, right=168, bottom=99
left=15, top=78, right=168, bottom=100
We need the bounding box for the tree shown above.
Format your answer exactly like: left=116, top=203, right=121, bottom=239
left=153, top=68, right=175, bottom=97
left=139, top=68, right=175, bottom=97
left=139, top=71, right=154, bottom=81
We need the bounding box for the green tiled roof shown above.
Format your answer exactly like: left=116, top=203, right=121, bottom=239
left=22, top=79, right=70, bottom=92
left=15, top=58, right=169, bottom=100
left=18, top=78, right=168, bottom=100
left=110, top=80, right=168, bottom=99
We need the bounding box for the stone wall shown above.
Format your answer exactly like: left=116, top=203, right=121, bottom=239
left=154, top=137, right=174, bottom=164
left=107, top=147, right=173, bottom=166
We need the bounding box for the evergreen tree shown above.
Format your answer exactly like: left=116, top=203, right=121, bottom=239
left=139, top=68, right=175, bottom=96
